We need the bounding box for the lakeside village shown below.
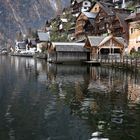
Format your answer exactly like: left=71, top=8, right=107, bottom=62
left=2, top=0, right=140, bottom=70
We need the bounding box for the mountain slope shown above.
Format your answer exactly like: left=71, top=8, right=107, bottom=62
left=0, top=0, right=70, bottom=47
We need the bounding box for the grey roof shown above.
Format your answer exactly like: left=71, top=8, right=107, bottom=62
left=115, top=37, right=127, bottom=47
left=52, top=42, right=89, bottom=52
left=38, top=32, right=50, bottom=42
left=76, top=0, right=83, bottom=3
left=98, top=2, right=115, bottom=16
left=88, top=18, right=95, bottom=24
left=30, top=40, right=36, bottom=46
left=28, top=39, right=36, bottom=46
left=82, top=12, right=97, bottom=18
left=116, top=13, right=129, bottom=34
left=98, top=35, right=126, bottom=47
left=87, top=36, right=105, bottom=46
left=17, top=42, right=26, bottom=49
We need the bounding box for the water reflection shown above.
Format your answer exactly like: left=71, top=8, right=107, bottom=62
left=0, top=56, right=140, bottom=140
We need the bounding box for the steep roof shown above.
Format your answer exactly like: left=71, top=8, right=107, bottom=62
left=82, top=12, right=97, bottom=18
left=76, top=11, right=97, bottom=21
left=87, top=36, right=106, bottom=46
left=52, top=42, right=89, bottom=52
left=76, top=0, right=83, bottom=3
left=116, top=12, right=129, bottom=33
left=115, top=37, right=127, bottom=47
left=98, top=35, right=126, bottom=47
left=125, top=13, right=140, bottom=21
left=38, top=32, right=50, bottom=42
left=98, top=2, right=115, bottom=16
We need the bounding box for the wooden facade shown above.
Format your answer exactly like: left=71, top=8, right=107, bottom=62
left=75, top=2, right=102, bottom=40
left=71, top=0, right=83, bottom=16
left=75, top=2, right=130, bottom=42
left=49, top=42, right=90, bottom=63
left=98, top=36, right=125, bottom=57
left=85, top=35, right=126, bottom=60
left=75, top=12, right=89, bottom=40
left=90, top=3, right=101, bottom=13
left=93, top=2, right=130, bottom=42
left=84, top=36, right=105, bottom=60
left=75, top=12, right=97, bottom=40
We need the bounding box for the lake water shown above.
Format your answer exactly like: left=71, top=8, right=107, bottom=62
left=0, top=56, right=140, bottom=140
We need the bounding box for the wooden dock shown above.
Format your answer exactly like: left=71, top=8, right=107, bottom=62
left=100, top=56, right=140, bottom=72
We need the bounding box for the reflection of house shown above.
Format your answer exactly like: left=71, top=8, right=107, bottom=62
left=128, top=84, right=140, bottom=104
left=47, top=64, right=88, bottom=84
left=85, top=35, right=126, bottom=60
left=127, top=76, right=140, bottom=104
left=87, top=67, right=128, bottom=95
left=88, top=80, right=108, bottom=93
left=49, top=42, right=89, bottom=63
left=125, top=6, right=140, bottom=53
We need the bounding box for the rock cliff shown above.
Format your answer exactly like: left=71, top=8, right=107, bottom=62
left=0, top=0, right=70, bottom=47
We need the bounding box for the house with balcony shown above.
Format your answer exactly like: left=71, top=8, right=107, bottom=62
left=92, top=2, right=130, bottom=42
left=75, top=11, right=97, bottom=41
left=74, top=1, right=130, bottom=42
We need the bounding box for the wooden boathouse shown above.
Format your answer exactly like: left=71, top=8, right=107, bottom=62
left=48, top=42, right=90, bottom=64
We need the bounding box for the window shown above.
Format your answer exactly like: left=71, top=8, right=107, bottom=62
left=136, top=7, right=140, bottom=13
left=95, top=7, right=97, bottom=11
left=138, top=47, right=140, bottom=52
left=84, top=2, right=88, bottom=5
left=136, top=36, right=140, bottom=43
left=106, top=23, right=109, bottom=28
left=131, top=28, right=134, bottom=34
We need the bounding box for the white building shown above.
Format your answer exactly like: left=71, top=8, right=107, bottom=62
left=15, top=41, right=26, bottom=53
left=81, top=0, right=92, bottom=12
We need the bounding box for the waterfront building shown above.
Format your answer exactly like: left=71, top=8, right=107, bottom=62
left=125, top=6, right=140, bottom=53
left=74, top=1, right=130, bottom=42
left=84, top=35, right=126, bottom=60
left=48, top=42, right=89, bottom=63
left=15, top=41, right=26, bottom=53
left=93, top=2, right=130, bottom=42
